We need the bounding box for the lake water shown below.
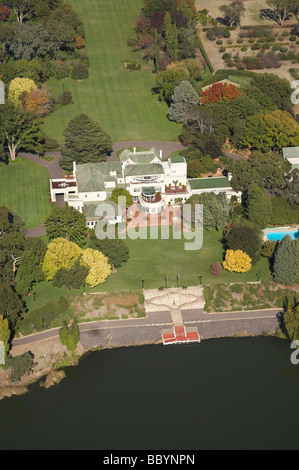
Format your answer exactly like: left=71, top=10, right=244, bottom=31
left=1, top=337, right=299, bottom=450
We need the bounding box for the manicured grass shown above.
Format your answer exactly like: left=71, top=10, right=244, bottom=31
left=0, top=159, right=51, bottom=228
left=26, top=228, right=271, bottom=311
left=43, top=0, right=180, bottom=144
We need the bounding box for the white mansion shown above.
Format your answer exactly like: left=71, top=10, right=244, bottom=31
left=50, top=148, right=241, bottom=226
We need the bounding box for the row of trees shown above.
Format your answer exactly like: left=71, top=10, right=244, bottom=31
left=130, top=0, right=199, bottom=71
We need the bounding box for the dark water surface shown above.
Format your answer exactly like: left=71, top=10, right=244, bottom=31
left=1, top=337, right=299, bottom=450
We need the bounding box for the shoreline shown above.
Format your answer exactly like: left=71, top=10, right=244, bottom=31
left=0, top=314, right=283, bottom=400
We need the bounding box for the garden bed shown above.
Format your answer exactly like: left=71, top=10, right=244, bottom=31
left=204, top=282, right=298, bottom=312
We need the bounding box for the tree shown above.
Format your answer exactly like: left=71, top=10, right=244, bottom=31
left=224, top=219, right=262, bottom=264
left=266, top=0, right=299, bottom=26
left=44, top=206, right=88, bottom=247
left=185, top=192, right=228, bottom=230
left=10, top=23, right=56, bottom=60
left=260, top=240, right=278, bottom=259
left=168, top=80, right=199, bottom=123
left=220, top=0, right=245, bottom=26
left=42, top=238, right=83, bottom=281
left=282, top=169, right=299, bottom=205
left=81, top=248, right=111, bottom=287
left=15, top=238, right=46, bottom=296
left=222, top=249, right=252, bottom=273
left=0, top=5, right=11, bottom=21
left=0, top=101, right=44, bottom=160
left=3, top=0, right=41, bottom=23
left=60, top=114, right=112, bottom=170
left=153, top=68, right=190, bottom=104
left=273, top=235, right=297, bottom=285
left=0, top=230, right=25, bottom=281
left=143, top=0, right=176, bottom=19
left=0, top=283, right=23, bottom=328
left=230, top=152, right=291, bottom=192
left=239, top=110, right=299, bottom=152
left=52, top=257, right=89, bottom=290
left=245, top=183, right=273, bottom=229
left=89, top=230, right=129, bottom=268
left=59, top=320, right=80, bottom=352
left=248, top=74, right=292, bottom=111
left=0, top=314, right=10, bottom=360
left=6, top=351, right=35, bottom=382
left=23, top=88, right=54, bottom=116
left=163, top=11, right=178, bottom=58
left=200, top=82, right=242, bottom=105
left=71, top=61, right=89, bottom=80
left=8, top=77, right=37, bottom=104
left=284, top=301, right=299, bottom=342
left=110, top=188, right=133, bottom=210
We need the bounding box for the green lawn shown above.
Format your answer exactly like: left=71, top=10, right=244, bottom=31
left=43, top=0, right=180, bottom=144
left=0, top=159, right=51, bottom=228
left=25, top=228, right=271, bottom=311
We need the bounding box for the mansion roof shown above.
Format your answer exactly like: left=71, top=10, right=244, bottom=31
left=76, top=161, right=122, bottom=192
left=124, top=163, right=164, bottom=177
left=119, top=148, right=161, bottom=164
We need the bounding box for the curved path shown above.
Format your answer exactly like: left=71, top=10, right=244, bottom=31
left=12, top=308, right=281, bottom=348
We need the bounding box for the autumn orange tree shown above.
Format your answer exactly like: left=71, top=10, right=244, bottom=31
left=222, top=249, right=252, bottom=273
left=24, top=89, right=53, bottom=116
left=200, top=82, right=242, bottom=105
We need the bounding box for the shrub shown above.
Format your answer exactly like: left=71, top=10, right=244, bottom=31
left=216, top=40, right=223, bottom=45
left=56, top=90, right=73, bottom=105
left=6, top=352, right=35, bottom=383
left=280, top=45, right=288, bottom=53
left=251, top=43, right=260, bottom=50
left=290, top=35, right=297, bottom=42
left=71, top=61, right=89, bottom=80
left=241, top=45, right=247, bottom=52
left=210, top=262, right=222, bottom=277
left=222, top=29, right=231, bottom=38
left=219, top=46, right=226, bottom=52
left=237, top=39, right=243, bottom=44
left=54, top=61, right=70, bottom=80
left=222, top=53, right=232, bottom=60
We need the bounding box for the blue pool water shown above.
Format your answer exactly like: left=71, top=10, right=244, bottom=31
left=266, top=230, right=299, bottom=241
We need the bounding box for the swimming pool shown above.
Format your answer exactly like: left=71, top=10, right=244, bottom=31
left=266, top=229, right=299, bottom=241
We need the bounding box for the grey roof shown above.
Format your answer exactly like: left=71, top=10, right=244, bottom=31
left=169, top=155, right=185, bottom=164
left=124, top=163, right=164, bottom=177
left=119, top=148, right=161, bottom=164
left=189, top=177, right=232, bottom=190
left=282, top=147, right=299, bottom=159
left=76, top=162, right=122, bottom=192
left=83, top=201, right=123, bottom=219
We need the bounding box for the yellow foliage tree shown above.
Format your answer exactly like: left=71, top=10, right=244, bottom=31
left=8, top=77, right=37, bottom=104
left=81, top=248, right=111, bottom=287
left=42, top=238, right=82, bottom=281
left=222, top=249, right=252, bottom=273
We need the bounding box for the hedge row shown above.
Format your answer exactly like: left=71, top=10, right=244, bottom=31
left=197, top=37, right=214, bottom=73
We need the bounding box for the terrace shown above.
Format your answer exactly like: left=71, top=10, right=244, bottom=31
left=165, top=185, right=187, bottom=194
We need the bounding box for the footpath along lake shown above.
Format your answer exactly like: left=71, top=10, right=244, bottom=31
left=1, top=336, right=299, bottom=450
